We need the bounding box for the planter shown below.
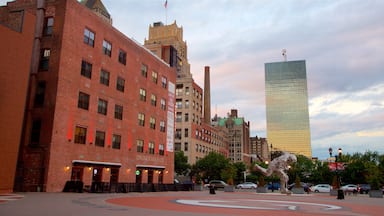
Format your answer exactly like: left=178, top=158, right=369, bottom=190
left=224, top=185, right=235, bottom=192
left=369, top=190, right=383, bottom=198
left=291, top=187, right=305, bottom=194
left=256, top=187, right=268, bottom=193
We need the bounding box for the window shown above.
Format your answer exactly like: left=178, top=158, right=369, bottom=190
left=34, top=81, right=46, bottom=107
left=148, top=142, right=155, bottom=154
left=43, top=17, right=54, bottom=36
left=184, top=142, right=188, bottom=151
left=176, top=85, right=183, bottom=96
left=39, top=48, right=50, bottom=71
left=185, top=87, right=190, bottom=95
left=176, top=112, right=182, bottom=122
left=116, top=76, right=125, bottom=92
left=78, top=92, right=90, bottom=110
left=81, top=60, right=92, bottom=78
left=139, top=88, right=146, bottom=101
left=95, top=131, right=105, bottom=147
left=115, top=104, right=123, bottom=120
left=141, top=64, right=147, bottom=77
left=74, top=126, right=87, bottom=144
left=112, top=134, right=121, bottom=149
left=102, top=40, right=112, bottom=56
left=152, top=71, right=158, bottom=83
left=151, top=94, right=157, bottom=106
left=159, top=144, right=164, bottom=155
left=160, top=98, right=166, bottom=110
left=175, top=129, right=181, bottom=139
left=100, top=69, right=110, bottom=86
left=138, top=113, right=145, bottom=126
left=118, top=49, right=126, bottom=65
left=161, top=76, right=167, bottom=88
left=160, top=120, right=165, bottom=132
left=185, top=100, right=189, bottom=108
left=184, top=128, right=189, bottom=137
left=98, top=99, right=108, bottom=115
left=174, top=142, right=181, bottom=151
left=176, top=99, right=182, bottom=109
left=150, top=117, right=156, bottom=129
left=137, top=139, right=144, bottom=153
left=184, top=113, right=189, bottom=122
left=83, top=28, right=95, bottom=47
left=30, top=119, right=41, bottom=147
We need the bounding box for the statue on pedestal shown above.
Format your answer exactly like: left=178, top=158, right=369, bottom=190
left=254, top=152, right=297, bottom=194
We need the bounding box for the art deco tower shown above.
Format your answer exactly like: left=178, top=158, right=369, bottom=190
left=265, top=60, right=312, bottom=158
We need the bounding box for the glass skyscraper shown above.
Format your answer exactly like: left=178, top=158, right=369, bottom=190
left=265, top=60, right=312, bottom=158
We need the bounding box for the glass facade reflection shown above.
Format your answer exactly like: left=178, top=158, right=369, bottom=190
left=265, top=60, right=312, bottom=157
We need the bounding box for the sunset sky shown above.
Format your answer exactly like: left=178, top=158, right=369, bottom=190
left=2, top=0, right=383, bottom=159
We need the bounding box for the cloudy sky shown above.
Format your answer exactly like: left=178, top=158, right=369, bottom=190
left=2, top=0, right=383, bottom=159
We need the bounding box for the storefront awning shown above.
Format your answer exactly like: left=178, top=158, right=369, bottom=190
left=136, top=165, right=165, bottom=169
left=72, top=160, right=122, bottom=167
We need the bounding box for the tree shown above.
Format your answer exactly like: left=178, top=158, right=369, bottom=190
left=194, top=152, right=231, bottom=182
left=174, top=151, right=191, bottom=176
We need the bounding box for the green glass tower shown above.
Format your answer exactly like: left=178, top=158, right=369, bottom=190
left=265, top=60, right=312, bottom=158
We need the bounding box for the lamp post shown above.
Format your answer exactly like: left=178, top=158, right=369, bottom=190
left=329, top=147, right=344, bottom=200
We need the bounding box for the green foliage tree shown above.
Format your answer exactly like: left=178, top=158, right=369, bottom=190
left=233, top=162, right=247, bottom=184
left=174, top=151, right=191, bottom=176
left=194, top=152, right=231, bottom=182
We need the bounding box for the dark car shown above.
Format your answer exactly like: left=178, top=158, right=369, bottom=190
left=208, top=180, right=228, bottom=189
left=357, top=184, right=371, bottom=194
left=267, top=182, right=280, bottom=190
left=288, top=182, right=311, bottom=192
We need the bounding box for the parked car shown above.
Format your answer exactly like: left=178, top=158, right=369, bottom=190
left=208, top=180, right=228, bottom=189
left=236, top=182, right=257, bottom=189
left=341, top=184, right=358, bottom=193
left=288, top=182, right=311, bottom=192
left=310, top=184, right=332, bottom=193
left=267, top=182, right=280, bottom=190
left=357, top=184, right=371, bottom=194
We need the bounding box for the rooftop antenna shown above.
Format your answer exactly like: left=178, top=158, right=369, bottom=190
left=282, top=49, right=287, bottom=62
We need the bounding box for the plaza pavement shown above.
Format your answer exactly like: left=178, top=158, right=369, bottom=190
left=1, top=190, right=383, bottom=216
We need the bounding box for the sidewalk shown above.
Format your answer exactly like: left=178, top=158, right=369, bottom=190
left=1, top=191, right=383, bottom=216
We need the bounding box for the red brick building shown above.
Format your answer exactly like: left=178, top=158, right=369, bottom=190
left=0, top=0, right=176, bottom=192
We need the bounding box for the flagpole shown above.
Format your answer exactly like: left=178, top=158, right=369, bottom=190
left=164, top=0, right=168, bottom=25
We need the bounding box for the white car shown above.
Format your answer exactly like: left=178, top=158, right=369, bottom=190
left=236, top=182, right=257, bottom=189
left=310, top=184, right=332, bottom=193
left=341, top=184, right=358, bottom=193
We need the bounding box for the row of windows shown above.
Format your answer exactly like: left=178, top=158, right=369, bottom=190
left=74, top=126, right=165, bottom=155
left=175, top=84, right=202, bottom=99
left=78, top=91, right=166, bottom=131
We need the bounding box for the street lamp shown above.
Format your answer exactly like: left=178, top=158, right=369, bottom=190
left=329, top=147, right=344, bottom=200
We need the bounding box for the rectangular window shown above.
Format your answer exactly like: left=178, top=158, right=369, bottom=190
left=81, top=60, right=92, bottom=78
left=74, top=126, right=87, bottom=144
left=30, top=119, right=41, bottom=147
left=139, top=88, right=146, bottom=101
left=114, top=104, right=123, bottom=120
left=43, top=17, right=54, bottom=36
left=141, top=64, right=148, bottom=78
left=152, top=71, right=158, bottom=83
left=160, top=120, right=165, bottom=132
left=174, top=142, right=181, bottom=151
left=184, top=128, right=189, bottom=137
left=185, top=87, right=190, bottom=95
left=95, top=131, right=105, bottom=147
left=112, top=134, right=121, bottom=149
left=39, top=48, right=50, bottom=71
left=116, top=76, right=125, bottom=92
left=34, top=81, right=46, bottom=107
left=83, top=28, right=95, bottom=47
left=184, top=142, right=189, bottom=151
left=176, top=112, right=182, bottom=122
left=161, top=76, right=167, bottom=88
left=176, top=99, right=182, bottom=109
left=184, top=113, right=189, bottom=122
left=118, top=49, right=126, bottom=65
left=175, top=129, right=182, bottom=139
left=98, top=99, right=108, bottom=115
left=160, top=98, right=166, bottom=110
left=151, top=94, right=157, bottom=106
left=148, top=142, right=155, bottom=154
left=138, top=113, right=145, bottom=126
left=102, top=40, right=112, bottom=57
left=150, top=117, right=156, bottom=129
left=100, top=69, right=110, bottom=86
left=159, top=144, right=164, bottom=155
left=185, top=100, right=189, bottom=108
left=78, top=92, right=90, bottom=110
left=137, top=139, right=144, bottom=153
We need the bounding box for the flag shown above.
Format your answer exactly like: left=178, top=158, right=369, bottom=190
left=164, top=0, right=168, bottom=8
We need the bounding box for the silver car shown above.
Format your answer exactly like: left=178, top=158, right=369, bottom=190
left=310, top=184, right=332, bottom=193
left=236, top=182, right=257, bottom=189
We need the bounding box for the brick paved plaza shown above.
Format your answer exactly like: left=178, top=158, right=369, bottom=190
left=1, top=191, right=383, bottom=216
